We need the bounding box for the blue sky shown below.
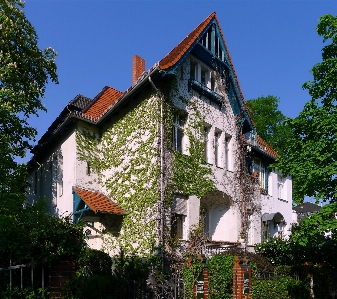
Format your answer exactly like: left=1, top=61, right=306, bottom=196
left=23, top=0, right=336, bottom=156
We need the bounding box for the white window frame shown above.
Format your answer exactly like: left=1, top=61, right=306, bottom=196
left=204, top=125, right=211, bottom=163
left=224, top=134, right=231, bottom=170
left=253, top=157, right=266, bottom=189
left=190, top=60, right=197, bottom=80
left=278, top=175, right=285, bottom=200
left=214, top=130, right=222, bottom=167
left=201, top=68, right=208, bottom=86
left=172, top=115, right=185, bottom=153
left=171, top=214, right=185, bottom=239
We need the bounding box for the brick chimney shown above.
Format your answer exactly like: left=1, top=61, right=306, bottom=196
left=132, top=55, right=145, bottom=85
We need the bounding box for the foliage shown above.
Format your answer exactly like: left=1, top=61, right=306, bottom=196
left=78, top=248, right=112, bottom=276
left=245, top=96, right=292, bottom=156
left=182, top=254, right=204, bottom=299
left=255, top=236, right=294, bottom=266
left=252, top=276, right=309, bottom=299
left=0, top=0, right=58, bottom=202
left=276, top=14, right=337, bottom=203
left=207, top=254, right=234, bottom=299
left=0, top=199, right=85, bottom=267
left=0, top=287, right=51, bottom=299
left=76, top=93, right=160, bottom=254
left=256, top=203, right=337, bottom=268
left=64, top=251, right=153, bottom=299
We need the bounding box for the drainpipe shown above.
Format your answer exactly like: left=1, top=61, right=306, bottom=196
left=148, top=76, right=165, bottom=272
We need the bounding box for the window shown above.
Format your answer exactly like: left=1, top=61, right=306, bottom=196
left=214, top=131, right=221, bottom=167
left=190, top=61, right=197, bottom=80
left=200, top=206, right=209, bottom=238
left=253, top=157, right=266, bottom=189
left=172, top=115, right=185, bottom=152
left=171, top=214, right=184, bottom=239
left=224, top=135, right=231, bottom=170
left=86, top=162, right=91, bottom=176
left=180, top=65, right=184, bottom=80
left=278, top=175, right=284, bottom=199
left=211, top=76, right=215, bottom=91
left=201, top=69, right=207, bottom=86
left=204, top=125, right=211, bottom=163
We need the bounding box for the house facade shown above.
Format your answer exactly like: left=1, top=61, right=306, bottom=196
left=27, top=12, right=294, bottom=255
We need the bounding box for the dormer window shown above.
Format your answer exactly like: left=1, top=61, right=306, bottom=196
left=201, top=69, right=207, bottom=86
left=190, top=61, right=197, bottom=80
left=211, top=76, right=215, bottom=91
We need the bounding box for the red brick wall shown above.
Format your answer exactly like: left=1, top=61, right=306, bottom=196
left=132, top=55, right=145, bottom=85
left=193, top=268, right=209, bottom=299
left=233, top=256, right=252, bottom=299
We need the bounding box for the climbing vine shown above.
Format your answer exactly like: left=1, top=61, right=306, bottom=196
left=77, top=91, right=161, bottom=255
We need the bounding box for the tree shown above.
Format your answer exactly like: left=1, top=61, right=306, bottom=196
left=0, top=0, right=58, bottom=207
left=246, top=96, right=292, bottom=156
left=245, top=96, right=305, bottom=204
left=276, top=14, right=337, bottom=203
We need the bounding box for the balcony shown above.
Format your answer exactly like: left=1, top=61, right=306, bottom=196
left=188, top=78, right=222, bottom=105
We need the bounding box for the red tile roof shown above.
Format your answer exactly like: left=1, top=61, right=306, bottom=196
left=83, top=86, right=123, bottom=120
left=159, top=12, right=245, bottom=103
left=73, top=187, right=125, bottom=215
left=241, top=134, right=278, bottom=158
left=159, top=12, right=216, bottom=70
left=257, top=136, right=278, bottom=158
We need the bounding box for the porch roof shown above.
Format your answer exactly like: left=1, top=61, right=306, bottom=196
left=73, top=187, right=125, bottom=215
left=262, top=212, right=284, bottom=223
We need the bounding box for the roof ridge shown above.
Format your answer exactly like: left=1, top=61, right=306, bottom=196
left=83, top=86, right=122, bottom=113
left=159, top=12, right=216, bottom=69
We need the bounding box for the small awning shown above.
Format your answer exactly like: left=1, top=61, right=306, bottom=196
left=73, top=187, right=125, bottom=215
left=262, top=212, right=284, bottom=224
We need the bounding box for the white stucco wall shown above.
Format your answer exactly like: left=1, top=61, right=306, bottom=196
left=27, top=129, right=77, bottom=216
left=262, top=171, right=294, bottom=238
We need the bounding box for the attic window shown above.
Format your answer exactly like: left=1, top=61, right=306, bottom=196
left=201, top=69, right=207, bottom=86
left=211, top=76, right=215, bottom=91
left=190, top=61, right=197, bottom=80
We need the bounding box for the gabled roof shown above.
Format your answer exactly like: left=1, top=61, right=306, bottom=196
left=241, top=134, right=278, bottom=159
left=30, top=12, right=274, bottom=161
left=76, top=12, right=247, bottom=124
left=159, top=12, right=216, bottom=70
left=257, top=136, right=278, bottom=158
left=159, top=12, right=245, bottom=102
left=82, top=86, right=124, bottom=120
left=293, top=202, right=321, bottom=213
left=73, top=187, right=125, bottom=215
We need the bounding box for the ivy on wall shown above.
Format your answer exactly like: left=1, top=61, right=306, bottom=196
left=77, top=92, right=161, bottom=255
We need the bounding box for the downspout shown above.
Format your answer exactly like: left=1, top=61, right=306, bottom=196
left=148, top=76, right=165, bottom=271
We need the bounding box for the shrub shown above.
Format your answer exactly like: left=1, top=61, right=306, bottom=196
left=78, top=248, right=112, bottom=276
left=207, top=254, right=234, bottom=299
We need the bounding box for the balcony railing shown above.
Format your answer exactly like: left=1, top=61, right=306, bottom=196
left=188, top=78, right=222, bottom=105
